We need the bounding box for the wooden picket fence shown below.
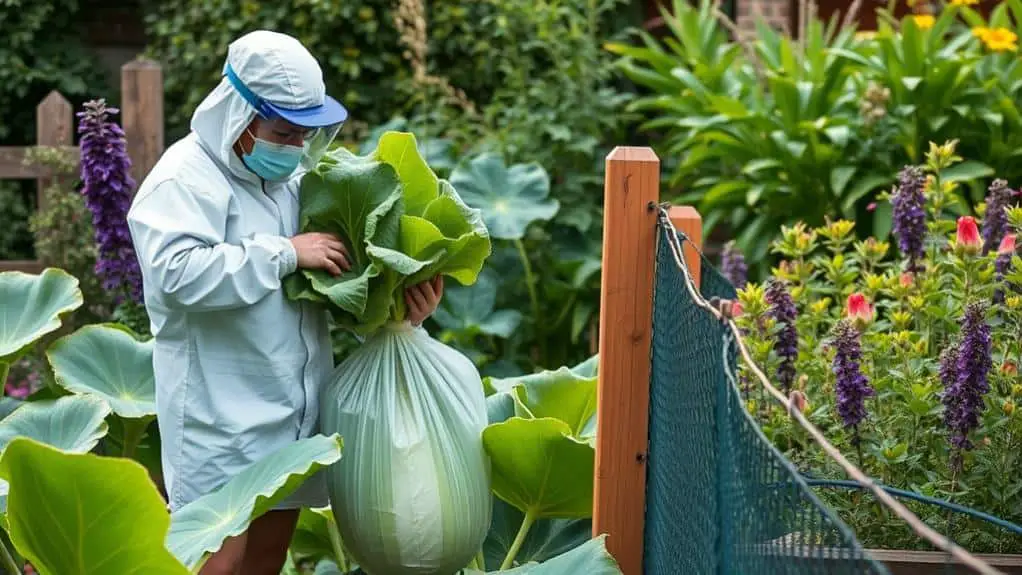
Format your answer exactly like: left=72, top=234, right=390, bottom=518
left=0, top=58, right=164, bottom=273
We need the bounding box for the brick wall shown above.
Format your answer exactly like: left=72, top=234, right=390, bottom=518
left=736, top=0, right=792, bottom=35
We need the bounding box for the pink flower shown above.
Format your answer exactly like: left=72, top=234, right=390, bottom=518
left=4, top=383, right=30, bottom=399
left=998, top=233, right=1016, bottom=255
left=846, top=292, right=874, bottom=329
left=900, top=272, right=913, bottom=288
left=867, top=202, right=877, bottom=212
left=956, top=216, right=982, bottom=255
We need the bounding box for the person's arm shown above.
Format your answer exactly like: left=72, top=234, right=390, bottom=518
left=127, top=179, right=296, bottom=312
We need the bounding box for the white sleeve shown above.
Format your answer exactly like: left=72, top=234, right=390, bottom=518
left=127, top=179, right=298, bottom=312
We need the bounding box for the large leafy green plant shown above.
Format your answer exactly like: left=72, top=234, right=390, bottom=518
left=611, top=0, right=1022, bottom=278
left=0, top=268, right=346, bottom=574
left=285, top=131, right=490, bottom=335
left=608, top=0, right=893, bottom=269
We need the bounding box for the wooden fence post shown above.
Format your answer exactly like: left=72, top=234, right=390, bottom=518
left=669, top=205, right=702, bottom=287
left=594, top=146, right=660, bottom=575
left=36, top=91, right=74, bottom=212
left=121, top=59, right=164, bottom=190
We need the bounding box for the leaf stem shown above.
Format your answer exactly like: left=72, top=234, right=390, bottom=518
left=500, top=508, right=537, bottom=570
left=514, top=239, right=544, bottom=360
left=327, top=514, right=350, bottom=572
left=0, top=363, right=8, bottom=392
left=0, top=539, right=21, bottom=575
left=121, top=417, right=150, bottom=460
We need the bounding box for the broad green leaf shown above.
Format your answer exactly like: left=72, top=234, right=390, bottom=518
left=483, top=496, right=592, bottom=571
left=0, top=437, right=188, bottom=574
left=469, top=534, right=621, bottom=574
left=292, top=146, right=404, bottom=319
left=46, top=324, right=156, bottom=419
left=0, top=395, right=110, bottom=453
left=0, top=268, right=82, bottom=363
left=940, top=160, right=995, bottom=183
left=507, top=367, right=598, bottom=440
left=433, top=268, right=521, bottom=338
left=482, top=417, right=594, bottom=518
left=166, top=433, right=343, bottom=570
left=0, top=394, right=111, bottom=517
left=450, top=153, right=559, bottom=240
left=373, top=131, right=438, bottom=216
left=368, top=180, right=492, bottom=289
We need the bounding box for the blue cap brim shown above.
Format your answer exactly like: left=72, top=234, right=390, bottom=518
left=265, top=95, right=348, bottom=128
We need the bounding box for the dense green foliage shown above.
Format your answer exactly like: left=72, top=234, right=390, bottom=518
left=612, top=0, right=1022, bottom=278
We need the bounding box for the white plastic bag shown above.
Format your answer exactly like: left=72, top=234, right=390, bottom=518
left=319, top=321, right=492, bottom=575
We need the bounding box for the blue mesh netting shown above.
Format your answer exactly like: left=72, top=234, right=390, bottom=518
left=642, top=220, right=891, bottom=575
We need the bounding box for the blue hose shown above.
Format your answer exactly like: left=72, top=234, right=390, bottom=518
left=801, top=477, right=1022, bottom=537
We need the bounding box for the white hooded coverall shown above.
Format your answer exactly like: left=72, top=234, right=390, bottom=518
left=127, top=31, right=340, bottom=511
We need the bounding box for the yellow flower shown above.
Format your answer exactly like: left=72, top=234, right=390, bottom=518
left=975, top=27, right=1019, bottom=52
left=950, top=0, right=979, bottom=5
left=912, top=14, right=936, bottom=29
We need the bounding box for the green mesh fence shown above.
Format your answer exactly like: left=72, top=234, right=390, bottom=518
left=643, top=221, right=891, bottom=575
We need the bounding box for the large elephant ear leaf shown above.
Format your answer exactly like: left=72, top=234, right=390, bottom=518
left=433, top=268, right=521, bottom=338
left=449, top=153, right=559, bottom=240
left=0, top=395, right=111, bottom=518
left=0, top=437, right=189, bottom=574
left=47, top=324, right=156, bottom=419
left=0, top=394, right=110, bottom=453
left=482, top=417, right=594, bottom=519
left=0, top=268, right=82, bottom=364
left=166, top=434, right=343, bottom=570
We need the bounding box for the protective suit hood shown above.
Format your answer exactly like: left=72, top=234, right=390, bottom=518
left=190, top=30, right=346, bottom=184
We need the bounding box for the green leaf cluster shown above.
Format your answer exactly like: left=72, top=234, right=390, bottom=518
left=0, top=268, right=344, bottom=573
left=610, top=0, right=1022, bottom=279
left=285, top=131, right=491, bottom=335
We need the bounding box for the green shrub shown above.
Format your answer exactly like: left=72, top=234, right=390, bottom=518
left=0, top=0, right=109, bottom=145
left=609, top=0, right=1022, bottom=278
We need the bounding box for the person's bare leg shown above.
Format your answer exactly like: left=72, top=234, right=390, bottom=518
left=198, top=533, right=247, bottom=575
left=240, top=509, right=301, bottom=575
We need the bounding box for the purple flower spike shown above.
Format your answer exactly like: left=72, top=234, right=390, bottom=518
left=765, top=278, right=798, bottom=392
left=721, top=241, right=748, bottom=289
left=830, top=320, right=875, bottom=429
left=891, top=165, right=927, bottom=272
left=941, top=302, right=992, bottom=459
left=77, top=99, right=142, bottom=303
left=982, top=179, right=1017, bottom=255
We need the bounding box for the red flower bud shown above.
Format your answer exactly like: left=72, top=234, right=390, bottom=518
left=998, top=233, right=1016, bottom=255
left=956, top=216, right=982, bottom=255
left=845, top=292, right=874, bottom=328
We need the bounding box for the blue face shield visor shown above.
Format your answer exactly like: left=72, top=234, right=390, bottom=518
left=224, top=63, right=347, bottom=170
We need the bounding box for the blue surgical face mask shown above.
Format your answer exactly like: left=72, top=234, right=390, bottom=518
left=241, top=130, right=304, bottom=181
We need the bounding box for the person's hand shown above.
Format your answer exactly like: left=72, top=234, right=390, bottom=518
left=290, top=232, right=351, bottom=276
left=405, top=276, right=443, bottom=326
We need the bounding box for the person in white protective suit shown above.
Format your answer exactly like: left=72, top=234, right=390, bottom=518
left=127, top=30, right=444, bottom=575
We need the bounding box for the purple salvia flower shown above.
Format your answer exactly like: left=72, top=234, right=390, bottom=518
left=941, top=302, right=992, bottom=460
left=891, top=165, right=927, bottom=273
left=77, top=99, right=142, bottom=303
left=765, top=278, right=798, bottom=392
left=830, top=320, right=874, bottom=430
left=721, top=241, right=747, bottom=288
left=981, top=179, right=1016, bottom=255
